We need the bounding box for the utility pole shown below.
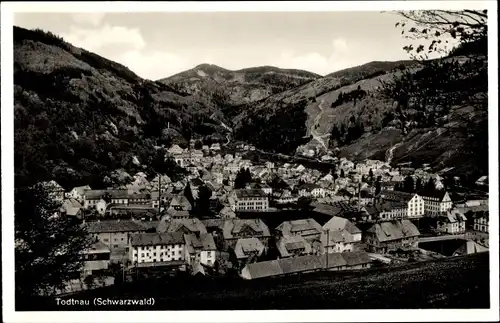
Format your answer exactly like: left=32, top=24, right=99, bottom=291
left=158, top=173, right=161, bottom=218
left=358, top=182, right=361, bottom=212
left=326, top=229, right=330, bottom=269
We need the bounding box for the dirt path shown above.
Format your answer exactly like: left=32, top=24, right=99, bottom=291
left=310, top=99, right=331, bottom=151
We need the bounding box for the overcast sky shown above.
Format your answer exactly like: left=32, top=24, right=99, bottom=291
left=15, top=11, right=431, bottom=80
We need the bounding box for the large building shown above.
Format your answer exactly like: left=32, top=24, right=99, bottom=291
left=379, top=190, right=425, bottom=218
left=129, top=232, right=185, bottom=265
left=418, top=190, right=453, bottom=217
left=275, top=219, right=323, bottom=243
left=474, top=211, right=489, bottom=233
left=222, top=219, right=271, bottom=250
left=233, top=189, right=269, bottom=212
left=366, top=201, right=408, bottom=222
left=86, top=220, right=148, bottom=261
left=364, top=220, right=420, bottom=253
left=184, top=233, right=217, bottom=267
left=81, top=241, right=111, bottom=277
left=437, top=209, right=467, bottom=234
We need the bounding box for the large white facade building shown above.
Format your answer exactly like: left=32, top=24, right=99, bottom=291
left=129, top=232, right=185, bottom=265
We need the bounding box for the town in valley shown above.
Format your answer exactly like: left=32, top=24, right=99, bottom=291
left=32, top=139, right=490, bottom=293
left=10, top=8, right=492, bottom=311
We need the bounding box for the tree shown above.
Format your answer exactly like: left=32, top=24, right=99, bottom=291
left=425, top=177, right=437, bottom=191
left=234, top=168, right=246, bottom=189
left=375, top=180, right=382, bottom=196
left=194, top=140, right=203, bottom=150
left=415, top=177, right=423, bottom=191
left=383, top=10, right=488, bottom=174
left=195, top=185, right=212, bottom=218
left=184, top=183, right=195, bottom=206
left=361, top=175, right=366, bottom=183
left=403, top=175, right=415, bottom=193
left=15, top=184, right=92, bottom=301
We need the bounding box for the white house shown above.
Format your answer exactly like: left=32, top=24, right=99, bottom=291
left=380, top=190, right=425, bottom=218
left=474, top=212, right=489, bottom=233
left=167, top=144, right=185, bottom=156
left=233, top=189, right=269, bottom=212
left=68, top=185, right=91, bottom=202
left=437, top=209, right=467, bottom=234
left=298, top=183, right=326, bottom=198
left=322, top=217, right=362, bottom=243
left=321, top=229, right=355, bottom=253
left=129, top=232, right=185, bottom=265
left=419, top=190, right=453, bottom=217
left=184, top=233, right=217, bottom=267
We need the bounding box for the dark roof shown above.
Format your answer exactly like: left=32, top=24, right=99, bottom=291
left=86, top=220, right=147, bottom=233
left=158, top=218, right=207, bottom=235
left=323, top=216, right=362, bottom=235
left=130, top=232, right=184, bottom=247
left=235, top=189, right=267, bottom=199
left=298, top=183, right=321, bottom=191
left=223, top=219, right=271, bottom=240
left=380, top=190, right=417, bottom=203
left=84, top=189, right=130, bottom=200
left=417, top=189, right=448, bottom=201
left=185, top=233, right=217, bottom=252
left=275, top=218, right=322, bottom=236
left=242, top=252, right=372, bottom=279
left=367, top=220, right=420, bottom=242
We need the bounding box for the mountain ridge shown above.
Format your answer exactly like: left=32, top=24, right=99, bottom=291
left=14, top=25, right=488, bottom=190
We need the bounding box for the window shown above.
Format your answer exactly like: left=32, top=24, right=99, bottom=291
left=113, top=245, right=118, bottom=248
left=103, top=238, right=109, bottom=242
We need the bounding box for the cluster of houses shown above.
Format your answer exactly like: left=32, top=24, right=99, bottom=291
left=38, top=142, right=489, bottom=281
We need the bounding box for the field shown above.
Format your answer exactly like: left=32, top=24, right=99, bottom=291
left=20, top=252, right=490, bottom=311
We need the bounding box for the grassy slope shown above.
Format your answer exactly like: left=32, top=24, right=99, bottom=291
left=25, top=252, right=489, bottom=310
left=13, top=27, right=226, bottom=188
left=235, top=57, right=487, bottom=177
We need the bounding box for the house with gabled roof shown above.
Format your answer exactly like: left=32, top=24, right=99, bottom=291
left=86, top=220, right=149, bottom=262
left=275, top=218, right=322, bottom=243
left=453, top=240, right=488, bottom=256
left=60, top=198, right=84, bottom=218
left=157, top=218, right=207, bottom=237
left=168, top=194, right=192, bottom=211
left=219, top=206, right=237, bottom=219
left=437, top=209, right=467, bottom=234
left=167, top=144, right=185, bottom=156
left=364, top=220, right=420, bottom=253
left=473, top=210, right=489, bottom=233
left=68, top=185, right=91, bottom=202
left=276, top=235, right=312, bottom=258
left=222, top=219, right=271, bottom=250
left=323, top=216, right=362, bottom=243
left=184, top=233, right=217, bottom=267
left=321, top=229, right=356, bottom=253
left=233, top=238, right=266, bottom=269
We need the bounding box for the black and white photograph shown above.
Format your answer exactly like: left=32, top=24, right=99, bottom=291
left=1, top=1, right=498, bottom=322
